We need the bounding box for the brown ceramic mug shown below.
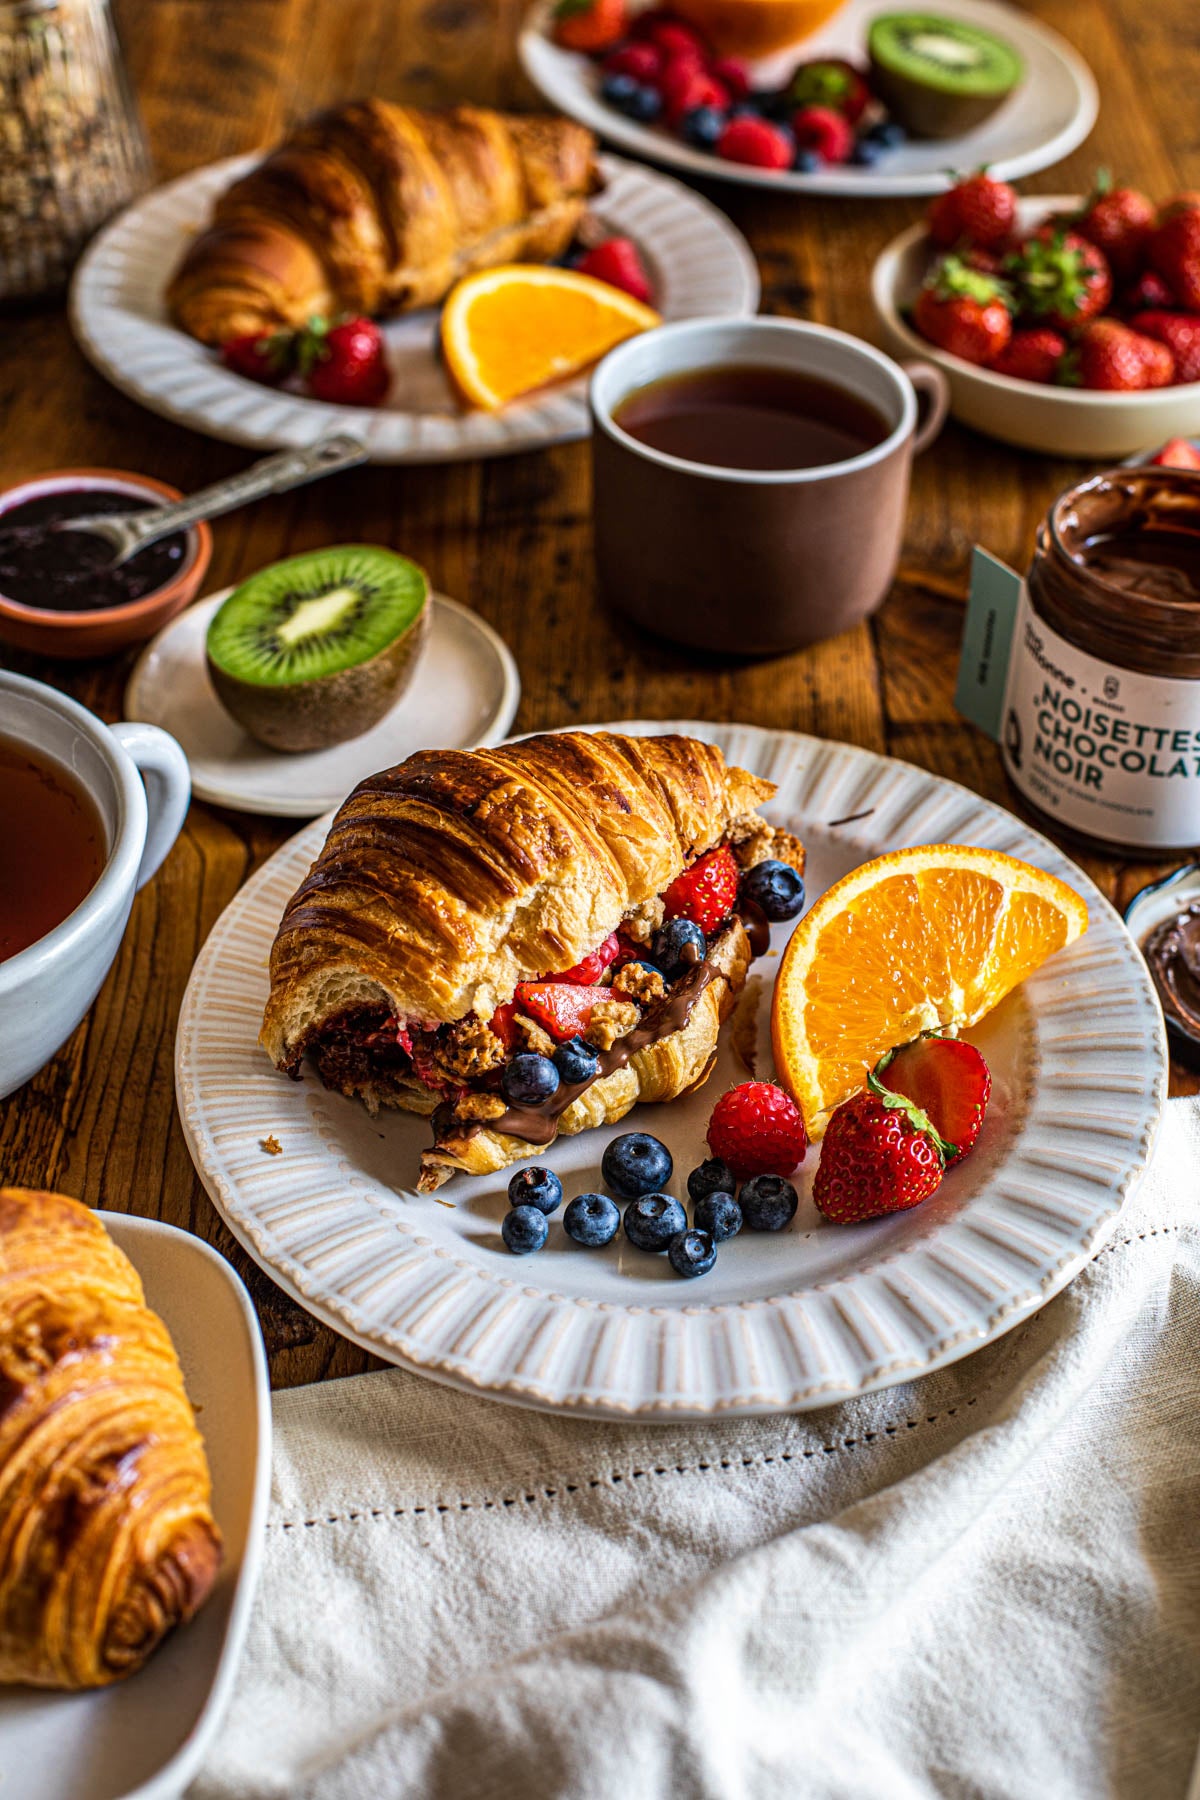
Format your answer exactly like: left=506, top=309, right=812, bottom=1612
left=589, top=317, right=949, bottom=655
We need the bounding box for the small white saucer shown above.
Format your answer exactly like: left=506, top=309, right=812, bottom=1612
left=125, top=589, right=521, bottom=818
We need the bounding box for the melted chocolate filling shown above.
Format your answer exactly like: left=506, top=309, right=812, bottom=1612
left=1146, top=902, right=1200, bottom=1037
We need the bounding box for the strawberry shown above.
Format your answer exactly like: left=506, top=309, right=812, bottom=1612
left=551, top=931, right=622, bottom=985
left=1148, top=200, right=1200, bottom=310
left=552, top=0, right=628, bottom=53
left=912, top=257, right=1013, bottom=365
left=489, top=1002, right=521, bottom=1050
left=1123, top=269, right=1176, bottom=314
left=1073, top=171, right=1156, bottom=282
left=787, top=58, right=870, bottom=123
left=875, top=1036, right=990, bottom=1164
left=812, top=1077, right=950, bottom=1225
left=716, top=116, right=794, bottom=171
left=1150, top=437, right=1200, bottom=470
left=928, top=171, right=1018, bottom=252
left=603, top=41, right=663, bottom=81
left=221, top=329, right=295, bottom=386
left=1069, top=318, right=1175, bottom=391
left=790, top=105, right=854, bottom=165
left=1131, top=310, right=1200, bottom=384
left=661, top=845, right=740, bottom=932
left=577, top=236, right=653, bottom=303
left=298, top=315, right=389, bottom=406
left=707, top=1081, right=807, bottom=1178
left=1007, top=229, right=1112, bottom=333
left=709, top=56, right=750, bottom=100
left=514, top=982, right=611, bottom=1042
left=987, top=326, right=1067, bottom=384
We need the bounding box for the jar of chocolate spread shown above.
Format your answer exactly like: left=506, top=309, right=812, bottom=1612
left=1001, top=467, right=1200, bottom=855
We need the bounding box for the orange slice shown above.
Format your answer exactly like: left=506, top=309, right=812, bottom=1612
left=440, top=265, right=660, bottom=411
left=771, top=844, right=1089, bottom=1139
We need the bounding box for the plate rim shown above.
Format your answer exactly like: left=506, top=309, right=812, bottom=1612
left=96, top=1212, right=270, bottom=1800
left=518, top=0, right=1099, bottom=198
left=68, top=151, right=760, bottom=466
left=174, top=720, right=1167, bottom=1421
left=124, top=589, right=522, bottom=818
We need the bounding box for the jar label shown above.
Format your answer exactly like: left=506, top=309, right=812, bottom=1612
left=1001, top=581, right=1200, bottom=850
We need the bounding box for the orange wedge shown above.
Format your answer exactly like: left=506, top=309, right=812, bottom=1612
left=440, top=265, right=660, bottom=411
left=771, top=845, right=1089, bottom=1139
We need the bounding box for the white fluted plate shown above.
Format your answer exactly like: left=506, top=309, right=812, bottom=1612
left=175, top=722, right=1165, bottom=1420
left=69, top=154, right=758, bottom=463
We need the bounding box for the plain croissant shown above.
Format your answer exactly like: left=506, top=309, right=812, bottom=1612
left=166, top=98, right=601, bottom=345
left=261, top=731, right=799, bottom=1189
left=0, top=1188, right=222, bottom=1688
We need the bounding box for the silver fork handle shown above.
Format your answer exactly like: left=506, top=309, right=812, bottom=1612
left=119, top=436, right=369, bottom=551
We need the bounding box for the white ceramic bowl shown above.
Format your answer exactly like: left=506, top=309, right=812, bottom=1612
left=871, top=194, right=1200, bottom=458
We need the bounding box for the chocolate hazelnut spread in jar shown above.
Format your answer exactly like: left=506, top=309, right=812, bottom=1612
left=1001, top=467, right=1200, bottom=854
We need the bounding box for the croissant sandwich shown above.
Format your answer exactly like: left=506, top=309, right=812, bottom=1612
left=167, top=99, right=601, bottom=345
left=262, top=730, right=803, bottom=1190
left=0, top=1189, right=222, bottom=1688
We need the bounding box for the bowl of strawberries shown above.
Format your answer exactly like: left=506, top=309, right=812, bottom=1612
left=871, top=170, right=1200, bottom=456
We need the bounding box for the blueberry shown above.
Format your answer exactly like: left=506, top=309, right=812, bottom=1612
left=501, top=1052, right=559, bottom=1107
left=867, top=118, right=907, bottom=148
left=601, top=72, right=640, bottom=110
left=683, top=104, right=726, bottom=149
left=563, top=1191, right=621, bottom=1247
left=507, top=1165, right=563, bottom=1215
left=554, top=1036, right=600, bottom=1086
left=850, top=138, right=884, bottom=167
left=694, top=1190, right=742, bottom=1242
left=627, top=84, right=663, bottom=122
left=687, top=1157, right=735, bottom=1204
left=739, top=1173, right=798, bottom=1232
left=652, top=918, right=706, bottom=979
left=602, top=1130, right=673, bottom=1200
left=624, top=1193, right=687, bottom=1251
left=668, top=1228, right=717, bottom=1278
left=793, top=148, right=822, bottom=173
left=739, top=860, right=806, bottom=922
left=501, top=1204, right=549, bottom=1255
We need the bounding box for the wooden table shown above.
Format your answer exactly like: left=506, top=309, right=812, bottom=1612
left=1, top=0, right=1196, bottom=1387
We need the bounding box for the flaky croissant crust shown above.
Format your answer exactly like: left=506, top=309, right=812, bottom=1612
left=262, top=731, right=775, bottom=1069
left=0, top=1189, right=222, bottom=1689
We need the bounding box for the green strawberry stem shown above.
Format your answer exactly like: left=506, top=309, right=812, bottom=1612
left=866, top=1061, right=958, bottom=1164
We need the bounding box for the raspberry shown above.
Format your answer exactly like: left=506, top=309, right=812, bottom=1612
left=642, top=16, right=706, bottom=56
left=716, top=116, right=793, bottom=171
left=707, top=1082, right=808, bottom=1177
left=657, top=49, right=706, bottom=118
left=577, top=236, right=653, bottom=304
left=789, top=105, right=854, bottom=165
left=551, top=930, right=622, bottom=985
left=662, top=67, right=728, bottom=125
left=709, top=55, right=749, bottom=98
left=603, top=41, right=663, bottom=81
left=661, top=845, right=740, bottom=932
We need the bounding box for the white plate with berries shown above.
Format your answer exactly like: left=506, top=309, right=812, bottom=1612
left=175, top=720, right=1164, bottom=1421
left=69, top=153, right=758, bottom=464
left=519, top=0, right=1097, bottom=198
left=873, top=182, right=1200, bottom=457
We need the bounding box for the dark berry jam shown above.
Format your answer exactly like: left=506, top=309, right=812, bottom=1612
left=0, top=488, right=190, bottom=613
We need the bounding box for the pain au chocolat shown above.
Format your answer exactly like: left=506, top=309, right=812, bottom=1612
left=261, top=730, right=802, bottom=1190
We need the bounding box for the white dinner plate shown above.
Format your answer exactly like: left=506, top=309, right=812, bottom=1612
left=519, top=0, right=1097, bottom=198
left=69, top=153, right=759, bottom=464
left=175, top=721, right=1165, bottom=1421
left=0, top=1213, right=271, bottom=1800
left=125, top=589, right=520, bottom=818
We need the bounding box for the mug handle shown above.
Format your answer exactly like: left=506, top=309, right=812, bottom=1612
left=109, top=722, right=192, bottom=891
left=902, top=359, right=951, bottom=455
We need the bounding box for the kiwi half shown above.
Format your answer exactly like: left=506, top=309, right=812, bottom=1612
left=206, top=545, right=429, bottom=753
left=868, top=13, right=1023, bottom=139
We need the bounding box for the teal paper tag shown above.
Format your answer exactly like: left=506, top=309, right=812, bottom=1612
left=954, top=547, right=1023, bottom=743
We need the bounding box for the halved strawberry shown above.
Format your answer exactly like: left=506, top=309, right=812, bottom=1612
left=876, top=1035, right=991, bottom=1163
left=514, top=982, right=612, bottom=1041
left=552, top=931, right=622, bottom=985
left=489, top=1002, right=521, bottom=1049
left=662, top=845, right=739, bottom=932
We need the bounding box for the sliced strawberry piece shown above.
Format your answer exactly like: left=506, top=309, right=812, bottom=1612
left=1151, top=437, right=1200, bottom=469
left=877, top=1036, right=991, bottom=1164
left=552, top=931, right=622, bottom=985
left=489, top=1002, right=521, bottom=1049
left=662, top=845, right=740, bottom=932
left=514, top=982, right=611, bottom=1042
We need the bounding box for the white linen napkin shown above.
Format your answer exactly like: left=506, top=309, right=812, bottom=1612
left=192, top=1097, right=1200, bottom=1800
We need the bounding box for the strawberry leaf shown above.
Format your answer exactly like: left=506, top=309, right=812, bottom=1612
left=866, top=1064, right=957, bottom=1163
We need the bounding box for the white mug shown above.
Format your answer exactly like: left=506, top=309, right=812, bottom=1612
left=0, top=672, right=191, bottom=1099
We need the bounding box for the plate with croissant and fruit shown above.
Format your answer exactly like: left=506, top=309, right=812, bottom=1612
left=69, top=100, right=758, bottom=464
left=174, top=721, right=1165, bottom=1421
